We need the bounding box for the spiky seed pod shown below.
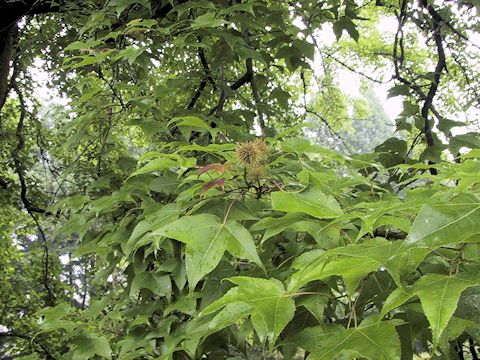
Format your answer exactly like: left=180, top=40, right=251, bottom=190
left=236, top=140, right=269, bottom=165
left=236, top=141, right=257, bottom=165
left=246, top=163, right=265, bottom=182
left=251, top=139, right=270, bottom=163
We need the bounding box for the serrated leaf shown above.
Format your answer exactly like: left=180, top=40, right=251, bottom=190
left=404, top=201, right=480, bottom=248
left=289, top=238, right=412, bottom=293
left=437, top=118, right=464, bottom=134
left=333, top=17, right=359, bottom=42
left=168, top=116, right=210, bottom=130
left=287, top=320, right=402, bottom=360
left=156, top=215, right=263, bottom=289
left=196, top=302, right=252, bottom=337
left=36, top=303, right=76, bottom=334
left=250, top=212, right=307, bottom=243
left=130, top=271, right=172, bottom=298
left=202, top=277, right=295, bottom=347
left=164, top=293, right=201, bottom=316
left=298, top=291, right=330, bottom=323
left=123, top=203, right=179, bottom=256
left=381, top=272, right=480, bottom=345
left=271, top=187, right=343, bottom=219
left=387, top=85, right=410, bottom=98
left=191, top=12, right=224, bottom=29
left=450, top=132, right=480, bottom=154
left=129, top=157, right=178, bottom=178
left=149, top=173, right=179, bottom=194
left=72, top=334, right=112, bottom=360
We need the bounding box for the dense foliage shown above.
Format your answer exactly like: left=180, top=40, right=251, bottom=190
left=1, top=0, right=480, bottom=359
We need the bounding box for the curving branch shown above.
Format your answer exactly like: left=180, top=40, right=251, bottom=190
left=209, top=65, right=253, bottom=115
left=9, top=58, right=55, bottom=305
left=392, top=0, right=449, bottom=175
left=188, top=46, right=215, bottom=110
left=11, top=81, right=49, bottom=214
left=0, top=332, right=54, bottom=359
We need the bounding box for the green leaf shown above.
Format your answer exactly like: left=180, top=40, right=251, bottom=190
left=168, top=116, right=211, bottom=130
left=271, top=187, right=343, bottom=219
left=72, top=334, right=112, bottom=360
left=404, top=200, right=480, bottom=248
left=129, top=157, right=178, bottom=178
left=110, top=0, right=151, bottom=17
left=387, top=85, right=410, bottom=98
left=400, top=101, right=419, bottom=116
left=450, top=132, right=480, bottom=154
left=124, top=203, right=179, bottom=256
left=191, top=12, right=224, bottom=29
left=202, top=277, right=295, bottom=347
left=298, top=291, right=330, bottom=323
left=289, top=238, right=412, bottom=293
left=250, top=212, right=307, bottom=243
left=333, top=17, right=359, bottom=42
left=413, top=273, right=480, bottom=345
left=36, top=303, right=76, bottom=334
left=288, top=320, right=402, bottom=359
left=130, top=271, right=172, bottom=298
left=381, top=272, right=480, bottom=345
left=437, top=118, right=464, bottom=134
left=156, top=215, right=263, bottom=289
left=149, top=173, right=179, bottom=194
left=164, top=293, right=201, bottom=316
left=196, top=302, right=253, bottom=337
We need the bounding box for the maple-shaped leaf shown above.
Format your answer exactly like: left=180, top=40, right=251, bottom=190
left=156, top=215, right=264, bottom=289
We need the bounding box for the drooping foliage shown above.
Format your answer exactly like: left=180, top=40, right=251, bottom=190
left=1, top=0, right=480, bottom=359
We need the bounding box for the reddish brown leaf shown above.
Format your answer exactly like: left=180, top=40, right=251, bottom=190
left=197, top=163, right=229, bottom=175
left=201, top=178, right=225, bottom=193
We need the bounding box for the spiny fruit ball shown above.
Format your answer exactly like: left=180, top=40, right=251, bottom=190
left=235, top=139, right=269, bottom=165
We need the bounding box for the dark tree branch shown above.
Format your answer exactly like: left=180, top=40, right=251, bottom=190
left=30, top=211, right=56, bottom=307
left=0, top=24, right=18, bottom=114
left=457, top=341, right=466, bottom=360
left=306, top=109, right=353, bottom=154
left=325, top=52, right=390, bottom=84
left=241, top=29, right=266, bottom=135
left=373, top=228, right=407, bottom=240
left=469, top=338, right=479, bottom=360
left=0, top=1, right=62, bottom=33
left=11, top=82, right=50, bottom=214
left=209, top=67, right=253, bottom=115
left=188, top=78, right=207, bottom=110
left=418, top=0, right=447, bottom=175
left=187, top=46, right=215, bottom=110
left=392, top=1, right=449, bottom=175
left=0, top=332, right=54, bottom=359
left=10, top=77, right=55, bottom=306
left=198, top=45, right=216, bottom=89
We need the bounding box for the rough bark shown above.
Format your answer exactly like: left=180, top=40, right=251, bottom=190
left=0, top=24, right=17, bottom=112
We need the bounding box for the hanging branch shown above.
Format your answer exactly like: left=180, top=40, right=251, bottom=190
left=299, top=68, right=353, bottom=154
left=11, top=82, right=50, bottom=214
left=209, top=64, right=253, bottom=115
left=0, top=332, right=54, bottom=359
left=324, top=52, right=390, bottom=84
left=242, top=29, right=266, bottom=135
left=10, top=75, right=55, bottom=306
left=31, top=211, right=56, bottom=307
left=418, top=0, right=447, bottom=175
left=198, top=44, right=216, bottom=88
left=392, top=1, right=448, bottom=175
left=188, top=46, right=215, bottom=110
left=305, top=109, right=354, bottom=155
